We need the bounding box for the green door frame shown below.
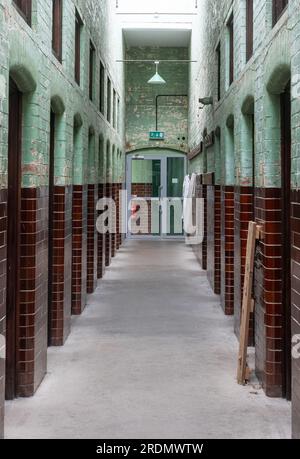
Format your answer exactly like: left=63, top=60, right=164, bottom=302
left=126, top=150, right=187, bottom=239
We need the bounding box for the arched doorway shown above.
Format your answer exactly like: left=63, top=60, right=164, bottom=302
left=256, top=63, right=292, bottom=399
left=5, top=78, right=23, bottom=400
left=280, top=81, right=291, bottom=400
left=48, top=96, right=67, bottom=347
left=86, top=127, right=97, bottom=295
left=105, top=141, right=112, bottom=267
left=235, top=96, right=255, bottom=343
left=72, top=114, right=86, bottom=315
left=221, top=115, right=235, bottom=316
left=5, top=65, right=38, bottom=400
left=126, top=149, right=187, bottom=238
left=97, top=135, right=106, bottom=279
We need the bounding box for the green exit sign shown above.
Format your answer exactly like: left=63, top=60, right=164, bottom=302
left=149, top=131, right=165, bottom=141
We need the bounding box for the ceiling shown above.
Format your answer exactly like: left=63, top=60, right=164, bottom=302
left=117, top=0, right=197, bottom=14
left=123, top=28, right=191, bottom=48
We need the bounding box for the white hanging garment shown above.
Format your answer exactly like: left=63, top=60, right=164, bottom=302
left=184, top=173, right=197, bottom=234
left=189, top=173, right=197, bottom=198
left=182, top=175, right=191, bottom=216
left=183, top=175, right=191, bottom=199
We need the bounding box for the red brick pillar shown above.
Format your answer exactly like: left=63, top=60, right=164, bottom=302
left=121, top=182, right=126, bottom=245
left=116, top=183, right=120, bottom=251
left=207, top=177, right=221, bottom=294
left=207, top=185, right=214, bottom=288
left=105, top=183, right=112, bottom=267
left=214, top=186, right=221, bottom=294
left=97, top=184, right=106, bottom=279
left=119, top=184, right=124, bottom=247
left=111, top=184, right=116, bottom=258
left=201, top=174, right=214, bottom=270
left=192, top=175, right=203, bottom=264
left=291, top=189, right=300, bottom=437
left=254, top=187, right=284, bottom=397
left=221, top=185, right=235, bottom=315
left=18, top=187, right=48, bottom=396
left=0, top=190, right=7, bottom=437
left=49, top=185, right=72, bottom=346
left=72, top=185, right=87, bottom=315
left=234, top=186, right=254, bottom=344
left=86, top=184, right=98, bottom=294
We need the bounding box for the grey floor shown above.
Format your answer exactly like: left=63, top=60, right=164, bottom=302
left=5, top=240, right=291, bottom=439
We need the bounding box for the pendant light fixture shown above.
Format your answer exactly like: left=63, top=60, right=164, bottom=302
left=148, top=61, right=166, bottom=85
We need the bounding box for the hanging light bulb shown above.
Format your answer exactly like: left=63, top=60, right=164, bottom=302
left=148, top=61, right=166, bottom=85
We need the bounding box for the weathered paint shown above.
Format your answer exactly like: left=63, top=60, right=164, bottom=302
left=0, top=0, right=125, bottom=188
left=125, top=46, right=189, bottom=154
left=188, top=0, right=300, bottom=189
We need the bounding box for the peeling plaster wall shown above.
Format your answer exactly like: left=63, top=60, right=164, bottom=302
left=188, top=0, right=300, bottom=189
left=187, top=0, right=300, bottom=439
left=125, top=47, right=189, bottom=154
left=0, top=0, right=125, bottom=188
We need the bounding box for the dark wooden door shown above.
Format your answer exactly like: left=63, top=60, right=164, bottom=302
left=251, top=114, right=255, bottom=191
left=281, top=82, right=291, bottom=401
left=246, top=0, right=253, bottom=62
left=5, top=78, right=22, bottom=400
left=250, top=113, right=255, bottom=346
left=48, top=111, right=55, bottom=346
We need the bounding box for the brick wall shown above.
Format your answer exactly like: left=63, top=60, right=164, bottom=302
left=291, top=190, right=300, bottom=438
left=0, top=0, right=126, bottom=436
left=187, top=1, right=300, bottom=437
left=105, top=183, right=112, bottom=267
left=207, top=185, right=215, bottom=289
left=207, top=180, right=221, bottom=294
left=115, top=184, right=120, bottom=250
left=114, top=183, right=123, bottom=250
left=49, top=186, right=72, bottom=346
left=0, top=190, right=7, bottom=439
left=234, top=186, right=255, bottom=344
left=119, top=184, right=125, bottom=247
left=131, top=184, right=153, bottom=198
left=87, top=185, right=98, bottom=294
left=72, top=185, right=88, bottom=315
left=19, top=187, right=48, bottom=397
left=111, top=184, right=117, bottom=258
left=215, top=186, right=221, bottom=294
left=125, top=47, right=188, bottom=154
left=97, top=184, right=106, bottom=279
left=131, top=184, right=153, bottom=235
left=198, top=183, right=208, bottom=270
left=254, top=187, right=284, bottom=397
left=221, top=186, right=235, bottom=315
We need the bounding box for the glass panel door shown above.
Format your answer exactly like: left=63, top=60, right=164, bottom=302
left=166, top=157, right=185, bottom=236
left=130, top=158, right=161, bottom=236
left=127, top=153, right=186, bottom=238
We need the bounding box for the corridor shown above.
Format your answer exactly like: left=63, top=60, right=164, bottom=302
left=4, top=241, right=291, bottom=439
left=2, top=0, right=300, bottom=442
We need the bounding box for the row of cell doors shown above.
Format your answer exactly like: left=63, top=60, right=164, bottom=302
left=5, top=78, right=61, bottom=400
left=4, top=77, right=293, bottom=402
left=126, top=152, right=186, bottom=238
left=234, top=81, right=292, bottom=401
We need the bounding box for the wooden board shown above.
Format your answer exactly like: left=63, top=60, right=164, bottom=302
left=237, top=221, right=257, bottom=385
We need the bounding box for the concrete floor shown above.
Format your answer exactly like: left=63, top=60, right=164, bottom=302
left=5, top=240, right=291, bottom=439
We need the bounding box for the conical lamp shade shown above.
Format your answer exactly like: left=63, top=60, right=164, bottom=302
left=148, top=61, right=167, bottom=85
left=148, top=71, right=166, bottom=85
